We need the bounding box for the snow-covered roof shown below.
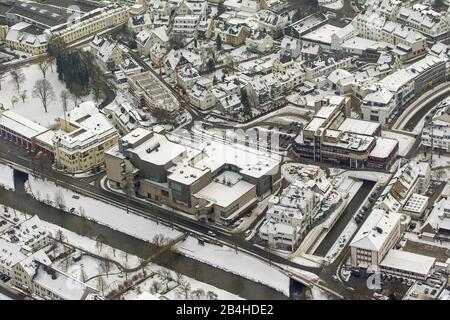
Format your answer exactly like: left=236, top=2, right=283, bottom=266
left=302, top=24, right=342, bottom=45
left=402, top=193, right=428, bottom=214
left=0, top=110, right=48, bottom=140
left=380, top=249, right=435, bottom=276
left=422, top=195, right=450, bottom=233
left=54, top=101, right=118, bottom=152
left=351, top=209, right=401, bottom=251
left=131, top=132, right=185, bottom=166
left=369, top=137, right=398, bottom=159
left=338, top=118, right=380, bottom=136
left=194, top=171, right=255, bottom=208
left=0, top=238, right=27, bottom=270
left=327, top=69, right=352, bottom=85
left=363, top=89, right=394, bottom=105
left=33, top=265, right=97, bottom=300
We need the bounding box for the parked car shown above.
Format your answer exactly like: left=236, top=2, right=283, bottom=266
left=207, top=230, right=216, bottom=237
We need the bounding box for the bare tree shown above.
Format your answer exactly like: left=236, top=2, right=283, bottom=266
left=175, top=271, right=184, bottom=285
left=54, top=190, right=66, bottom=210
left=56, top=229, right=65, bottom=242
left=11, top=96, right=18, bottom=107
left=80, top=265, right=88, bottom=283
left=9, top=69, right=25, bottom=95
left=20, top=90, right=27, bottom=103
left=78, top=206, right=86, bottom=218
left=95, top=236, right=103, bottom=253
left=0, top=64, right=8, bottom=90
left=60, top=90, right=70, bottom=130
left=206, top=290, right=218, bottom=300
left=33, top=79, right=56, bottom=112
left=38, top=57, right=51, bottom=79
left=191, top=288, right=205, bottom=300
left=150, top=280, right=162, bottom=294
left=177, top=281, right=191, bottom=300
left=97, top=275, right=106, bottom=295
left=153, top=234, right=169, bottom=247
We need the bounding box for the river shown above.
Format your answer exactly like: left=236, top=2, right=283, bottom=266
left=0, top=170, right=292, bottom=300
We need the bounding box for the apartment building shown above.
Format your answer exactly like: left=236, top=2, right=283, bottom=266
left=361, top=88, right=395, bottom=125
left=352, top=7, right=427, bottom=60
left=422, top=97, right=450, bottom=152
left=47, top=3, right=130, bottom=46
left=136, top=26, right=170, bottom=57
left=376, top=55, right=446, bottom=112
left=350, top=209, right=402, bottom=268
left=90, top=35, right=124, bottom=72
left=128, top=71, right=180, bottom=117
left=259, top=166, right=340, bottom=252
left=171, top=15, right=200, bottom=39
left=246, top=30, right=273, bottom=53
left=11, top=249, right=99, bottom=300
left=5, top=22, right=48, bottom=55
left=53, top=102, right=119, bottom=174
left=189, top=78, right=216, bottom=110
left=376, top=160, right=431, bottom=219
left=396, top=5, right=450, bottom=43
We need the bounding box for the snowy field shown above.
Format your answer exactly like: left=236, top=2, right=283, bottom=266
left=0, top=62, right=92, bottom=128
left=0, top=162, right=14, bottom=191
left=174, top=237, right=290, bottom=296
left=381, top=131, right=416, bottom=157
left=25, top=175, right=182, bottom=244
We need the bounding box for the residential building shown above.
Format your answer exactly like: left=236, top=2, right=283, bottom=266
left=260, top=166, right=340, bottom=251
left=127, top=14, right=152, bottom=34
left=47, top=3, right=130, bottom=46
left=136, top=26, right=170, bottom=57
left=280, top=36, right=301, bottom=59
left=171, top=15, right=199, bottom=39
left=376, top=160, right=431, bottom=219
left=422, top=97, right=450, bottom=152
left=189, top=78, right=216, bottom=110
left=361, top=88, right=395, bottom=125
left=396, top=5, right=450, bottom=43
left=5, top=22, right=47, bottom=55
left=90, top=35, right=124, bottom=72
left=246, top=30, right=273, bottom=53
left=128, top=71, right=180, bottom=117
left=421, top=185, right=450, bottom=240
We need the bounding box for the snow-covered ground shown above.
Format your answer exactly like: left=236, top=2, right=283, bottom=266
left=0, top=62, right=92, bottom=128
left=0, top=292, right=12, bottom=300
left=123, top=267, right=243, bottom=300
left=0, top=162, right=14, bottom=191
left=310, top=286, right=334, bottom=300
left=174, top=236, right=290, bottom=296
left=25, top=175, right=182, bottom=244
left=25, top=175, right=289, bottom=295
left=6, top=208, right=242, bottom=300
left=381, top=131, right=416, bottom=157
left=413, top=153, right=450, bottom=169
